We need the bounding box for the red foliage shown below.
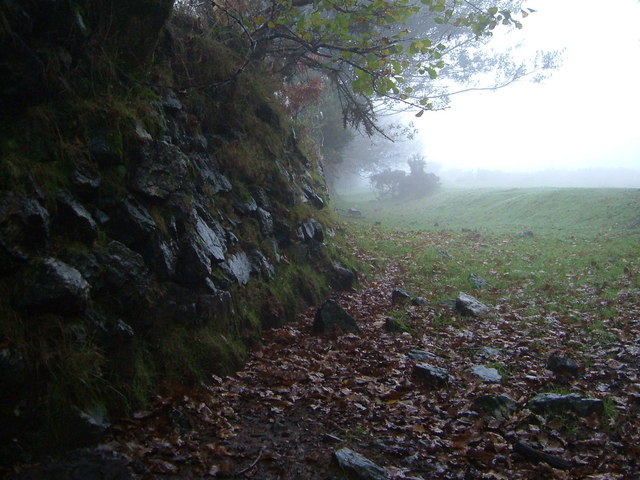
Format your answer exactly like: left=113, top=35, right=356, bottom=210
left=283, top=77, right=325, bottom=118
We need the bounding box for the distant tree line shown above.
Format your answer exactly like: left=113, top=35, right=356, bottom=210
left=370, top=154, right=440, bottom=199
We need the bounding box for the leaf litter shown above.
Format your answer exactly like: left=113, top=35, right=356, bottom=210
left=105, top=228, right=640, bottom=479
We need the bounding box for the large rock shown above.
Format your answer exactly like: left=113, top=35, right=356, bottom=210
left=21, top=258, right=90, bottom=316
left=70, top=162, right=101, bottom=199
left=528, top=393, right=604, bottom=417
left=333, top=448, right=390, bottom=480
left=0, top=192, right=50, bottom=266
left=232, top=196, right=258, bottom=216
left=407, top=349, right=438, bottom=362
left=455, top=292, right=490, bottom=317
left=131, top=140, right=188, bottom=199
left=313, top=300, right=360, bottom=335
left=273, top=218, right=293, bottom=247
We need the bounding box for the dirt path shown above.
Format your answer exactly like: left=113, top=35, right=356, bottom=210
left=103, top=256, right=640, bottom=479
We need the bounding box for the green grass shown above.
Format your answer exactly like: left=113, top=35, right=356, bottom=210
left=337, top=187, right=640, bottom=332
left=335, top=187, right=640, bottom=235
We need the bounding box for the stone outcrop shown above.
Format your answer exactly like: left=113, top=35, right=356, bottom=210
left=0, top=5, right=341, bottom=461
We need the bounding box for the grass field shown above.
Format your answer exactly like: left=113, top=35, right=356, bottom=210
left=336, top=187, right=640, bottom=337
left=335, top=187, right=640, bottom=235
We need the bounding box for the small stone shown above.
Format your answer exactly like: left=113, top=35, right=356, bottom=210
left=384, top=317, right=411, bottom=333
left=438, top=250, right=453, bottom=259
left=411, top=296, right=427, bottom=306
left=407, top=349, right=437, bottom=362
left=528, top=393, right=604, bottom=417
left=413, top=363, right=450, bottom=387
left=521, top=230, right=534, bottom=237
left=468, top=273, right=488, bottom=289
left=471, top=365, right=502, bottom=383
left=473, top=394, right=517, bottom=420
left=476, top=346, right=501, bottom=358
left=334, top=448, right=390, bottom=480
left=313, top=300, right=360, bottom=335
left=391, top=288, right=412, bottom=305
left=455, top=292, right=490, bottom=317
left=546, top=354, right=580, bottom=378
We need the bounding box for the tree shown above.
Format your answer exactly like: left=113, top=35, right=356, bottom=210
left=370, top=154, right=439, bottom=199
left=207, top=0, right=536, bottom=133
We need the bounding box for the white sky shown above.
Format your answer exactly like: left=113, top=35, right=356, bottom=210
left=415, top=0, right=640, bottom=172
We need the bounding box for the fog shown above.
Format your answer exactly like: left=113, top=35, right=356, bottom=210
left=333, top=0, right=640, bottom=192
left=408, top=0, right=640, bottom=187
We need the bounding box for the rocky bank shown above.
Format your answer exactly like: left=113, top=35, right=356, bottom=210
left=0, top=0, right=353, bottom=461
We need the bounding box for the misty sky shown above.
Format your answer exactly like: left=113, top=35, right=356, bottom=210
left=415, top=0, right=640, bottom=173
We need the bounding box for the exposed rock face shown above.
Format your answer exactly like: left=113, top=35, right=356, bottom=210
left=55, top=192, right=98, bottom=244
left=0, top=0, right=341, bottom=463
left=131, top=140, right=188, bottom=199
left=0, top=192, right=50, bottom=268
left=21, top=257, right=90, bottom=316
